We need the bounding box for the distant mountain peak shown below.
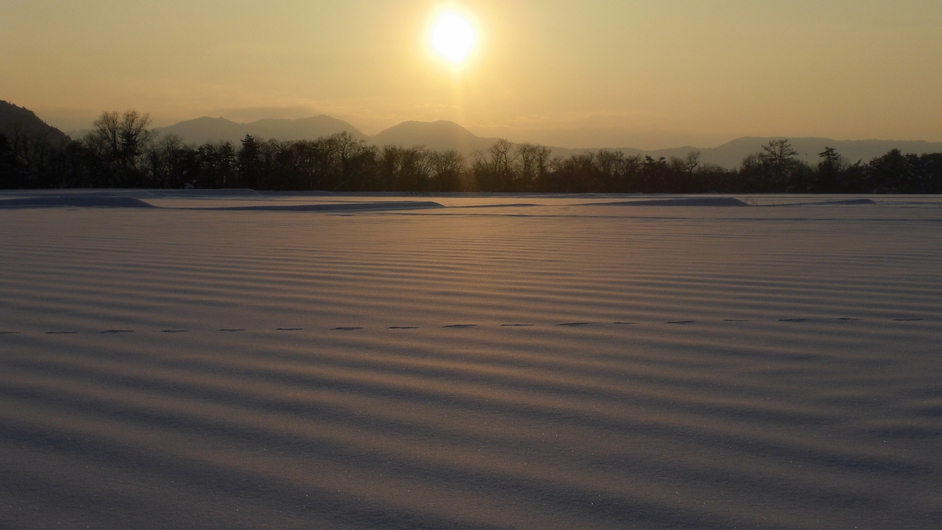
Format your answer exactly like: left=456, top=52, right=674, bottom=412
left=371, top=120, right=496, bottom=153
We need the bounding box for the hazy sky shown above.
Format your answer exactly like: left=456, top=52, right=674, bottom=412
left=3, top=0, right=941, bottom=148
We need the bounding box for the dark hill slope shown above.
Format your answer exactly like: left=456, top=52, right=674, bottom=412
left=0, top=101, right=70, bottom=145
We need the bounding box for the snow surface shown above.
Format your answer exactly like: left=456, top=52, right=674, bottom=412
left=1, top=191, right=940, bottom=529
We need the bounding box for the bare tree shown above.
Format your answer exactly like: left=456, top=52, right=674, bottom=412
left=489, top=139, right=514, bottom=177
left=146, top=133, right=190, bottom=188
left=516, top=143, right=551, bottom=191
left=684, top=151, right=701, bottom=173
left=327, top=132, right=375, bottom=190
left=85, top=110, right=153, bottom=186
left=472, top=139, right=516, bottom=191
left=593, top=150, right=626, bottom=191
left=381, top=145, right=429, bottom=192
left=428, top=150, right=465, bottom=191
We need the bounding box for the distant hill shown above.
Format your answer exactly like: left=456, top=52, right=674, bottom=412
left=153, top=115, right=366, bottom=145
left=153, top=116, right=501, bottom=155
left=0, top=100, right=70, bottom=145
left=370, top=120, right=500, bottom=154
left=641, top=137, right=942, bottom=169
left=144, top=111, right=942, bottom=168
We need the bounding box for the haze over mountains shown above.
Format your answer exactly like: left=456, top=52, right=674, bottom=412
left=151, top=115, right=942, bottom=169
left=5, top=98, right=938, bottom=169
left=149, top=116, right=502, bottom=157
left=154, top=115, right=366, bottom=146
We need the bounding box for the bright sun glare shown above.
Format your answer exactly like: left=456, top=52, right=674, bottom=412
left=431, top=13, right=475, bottom=64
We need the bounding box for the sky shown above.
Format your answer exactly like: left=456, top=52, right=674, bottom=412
left=2, top=0, right=941, bottom=149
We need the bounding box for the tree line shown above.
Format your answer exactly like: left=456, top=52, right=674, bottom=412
left=3, top=110, right=942, bottom=194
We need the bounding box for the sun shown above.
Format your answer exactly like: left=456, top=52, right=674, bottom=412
left=430, top=13, right=476, bottom=64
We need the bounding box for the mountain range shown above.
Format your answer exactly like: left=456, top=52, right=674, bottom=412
left=5, top=100, right=937, bottom=169
left=147, top=116, right=503, bottom=156
left=152, top=115, right=364, bottom=146
left=149, top=116, right=942, bottom=168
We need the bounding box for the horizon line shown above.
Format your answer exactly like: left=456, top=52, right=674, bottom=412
left=56, top=113, right=942, bottom=154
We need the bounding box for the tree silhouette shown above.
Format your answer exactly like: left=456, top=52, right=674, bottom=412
left=867, top=149, right=912, bottom=193
left=813, top=146, right=846, bottom=192
left=380, top=145, right=429, bottom=192
left=146, top=134, right=191, bottom=189
left=683, top=151, right=701, bottom=173
left=327, top=132, right=375, bottom=191
left=196, top=142, right=237, bottom=189
left=515, top=143, right=551, bottom=192
left=84, top=110, right=153, bottom=186
left=473, top=139, right=515, bottom=191
left=758, top=139, right=798, bottom=191
left=238, top=135, right=263, bottom=189
left=428, top=150, right=465, bottom=191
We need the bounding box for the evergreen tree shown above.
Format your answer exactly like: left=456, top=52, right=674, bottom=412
left=238, top=135, right=263, bottom=189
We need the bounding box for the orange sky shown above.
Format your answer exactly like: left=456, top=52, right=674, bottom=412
left=3, top=0, right=941, bottom=149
